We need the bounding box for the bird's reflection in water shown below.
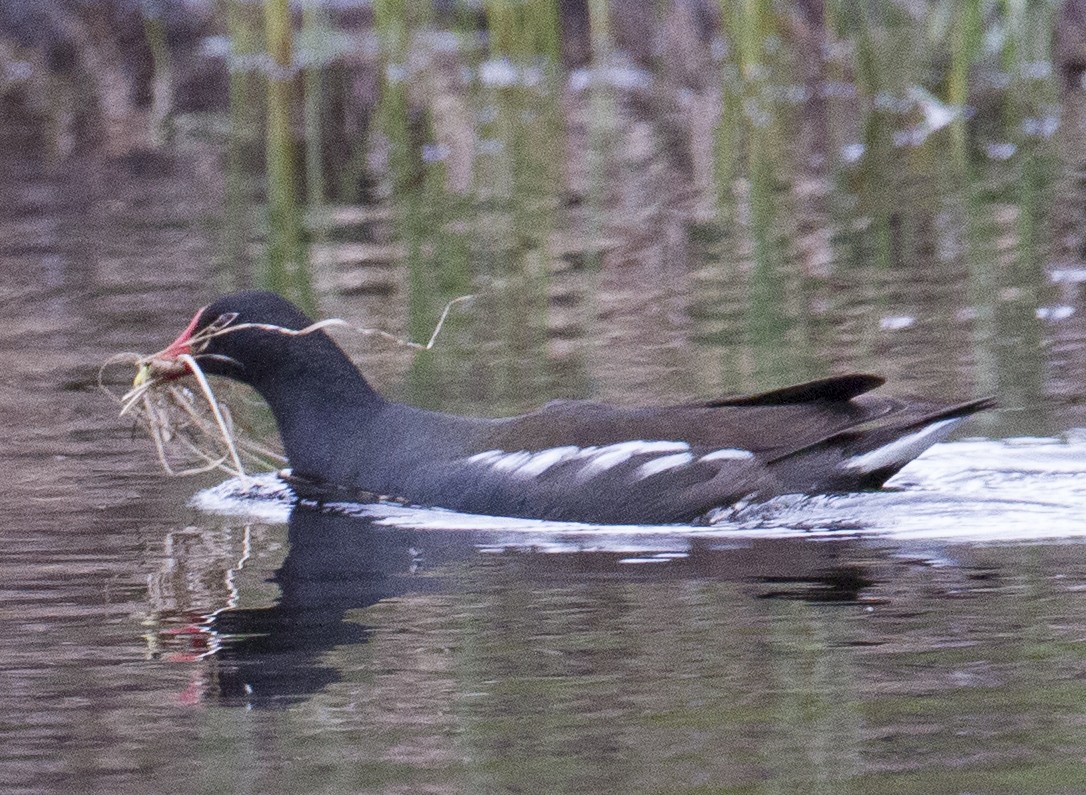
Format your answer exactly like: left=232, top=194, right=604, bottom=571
left=195, top=507, right=480, bottom=708
left=170, top=505, right=886, bottom=708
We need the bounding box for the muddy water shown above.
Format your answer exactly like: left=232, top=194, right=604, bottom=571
left=4, top=107, right=1086, bottom=795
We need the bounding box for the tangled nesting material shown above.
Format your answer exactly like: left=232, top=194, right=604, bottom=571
left=100, top=295, right=472, bottom=480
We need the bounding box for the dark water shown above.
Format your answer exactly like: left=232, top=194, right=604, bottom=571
left=5, top=35, right=1086, bottom=795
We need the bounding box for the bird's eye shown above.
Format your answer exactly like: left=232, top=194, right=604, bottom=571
left=191, top=312, right=239, bottom=354
left=208, top=312, right=239, bottom=333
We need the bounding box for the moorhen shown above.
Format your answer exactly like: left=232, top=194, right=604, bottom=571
left=144, top=290, right=993, bottom=524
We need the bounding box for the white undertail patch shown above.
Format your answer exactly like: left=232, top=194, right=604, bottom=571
left=843, top=418, right=963, bottom=473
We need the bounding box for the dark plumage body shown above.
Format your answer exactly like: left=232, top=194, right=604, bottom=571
left=150, top=291, right=993, bottom=524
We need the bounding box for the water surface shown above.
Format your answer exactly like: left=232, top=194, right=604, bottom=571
left=4, top=10, right=1086, bottom=793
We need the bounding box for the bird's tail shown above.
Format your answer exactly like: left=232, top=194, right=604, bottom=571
left=769, top=396, right=996, bottom=491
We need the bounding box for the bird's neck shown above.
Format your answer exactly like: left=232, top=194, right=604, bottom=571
left=247, top=336, right=385, bottom=482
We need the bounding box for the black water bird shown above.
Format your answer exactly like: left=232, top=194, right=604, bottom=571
left=146, top=290, right=993, bottom=524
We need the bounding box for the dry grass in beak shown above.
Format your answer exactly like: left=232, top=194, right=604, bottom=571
left=103, top=295, right=473, bottom=480
left=100, top=352, right=284, bottom=479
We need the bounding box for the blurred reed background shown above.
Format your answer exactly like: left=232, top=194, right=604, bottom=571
left=2, top=0, right=1084, bottom=431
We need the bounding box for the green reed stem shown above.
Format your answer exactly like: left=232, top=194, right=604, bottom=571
left=485, top=0, right=560, bottom=62
left=223, top=0, right=263, bottom=291
left=302, top=0, right=327, bottom=211
left=264, top=0, right=312, bottom=310
left=948, top=0, right=982, bottom=153
left=142, top=8, right=173, bottom=145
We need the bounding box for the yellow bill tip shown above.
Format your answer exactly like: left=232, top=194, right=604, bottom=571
left=133, top=363, right=151, bottom=388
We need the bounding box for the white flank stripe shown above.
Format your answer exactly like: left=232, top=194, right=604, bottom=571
left=700, top=448, right=755, bottom=462
left=843, top=418, right=963, bottom=473
left=469, top=441, right=693, bottom=481
left=577, top=441, right=690, bottom=479
left=467, top=450, right=505, bottom=466
left=635, top=452, right=695, bottom=480
left=579, top=447, right=639, bottom=477
left=489, top=451, right=533, bottom=473
left=514, top=445, right=582, bottom=477
left=589, top=440, right=690, bottom=457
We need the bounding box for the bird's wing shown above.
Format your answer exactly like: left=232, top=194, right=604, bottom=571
left=401, top=435, right=775, bottom=524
